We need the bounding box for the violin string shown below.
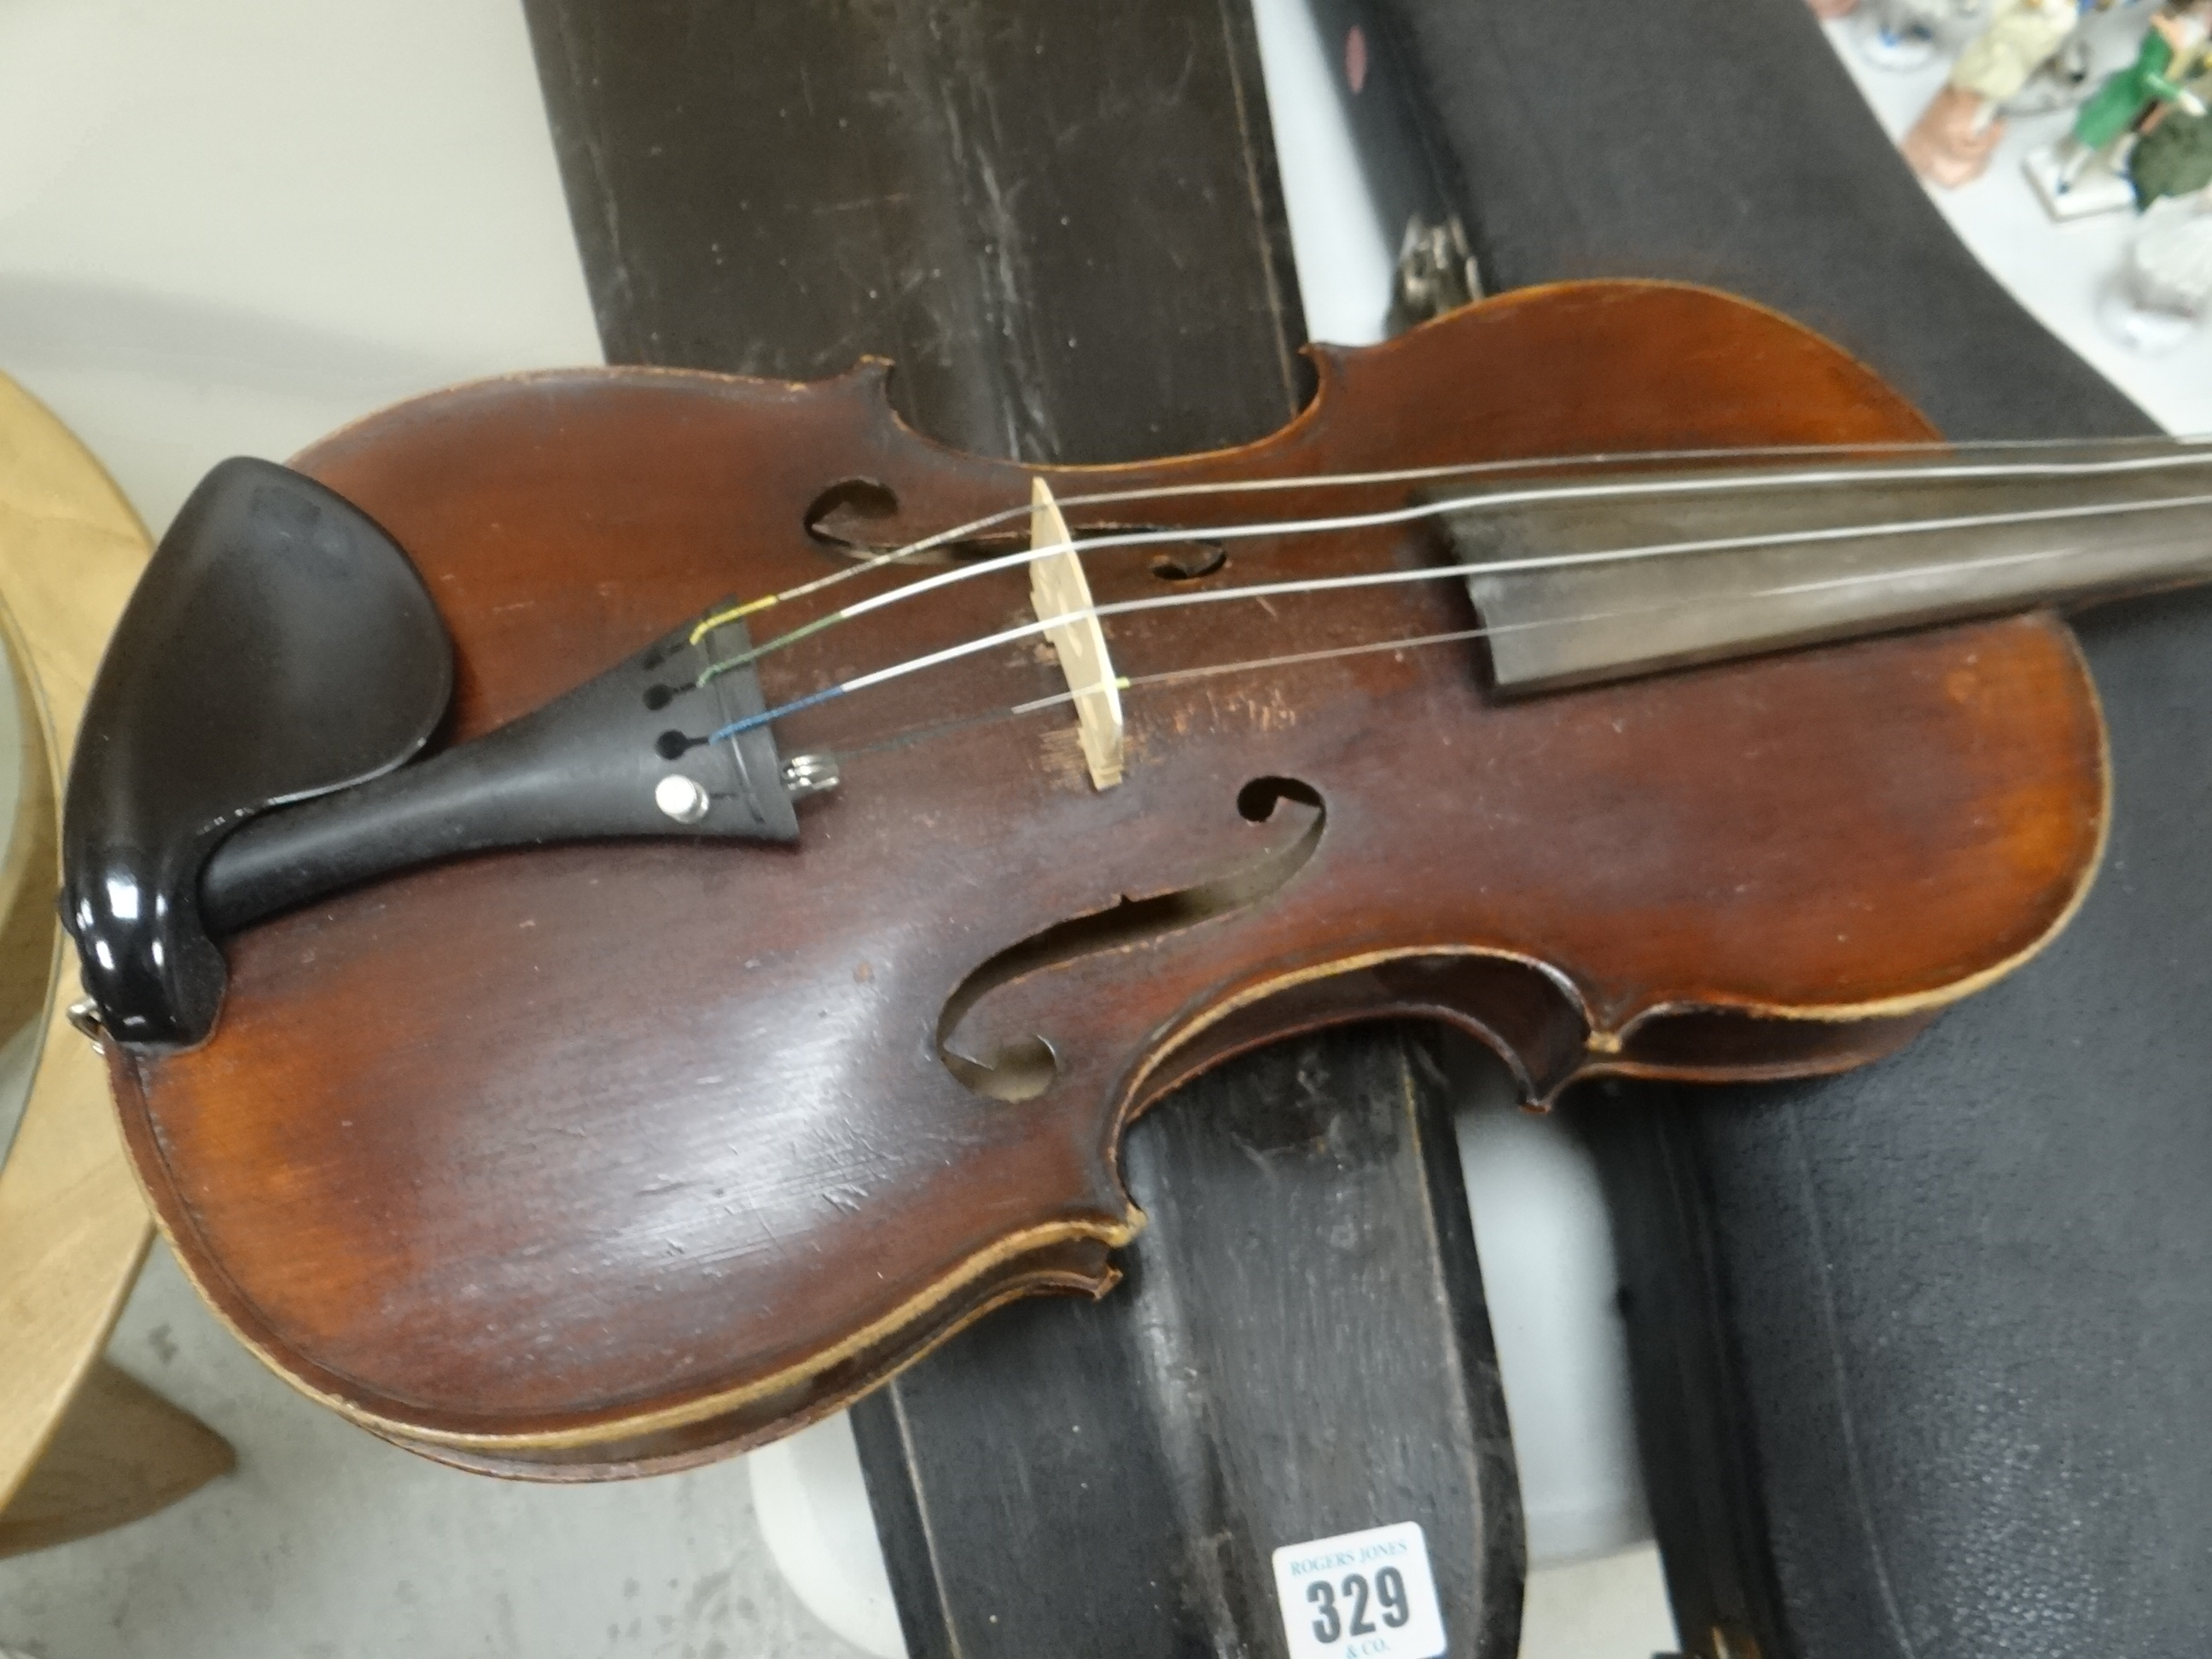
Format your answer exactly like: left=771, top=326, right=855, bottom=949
left=694, top=486, right=2212, bottom=748
left=688, top=442, right=2212, bottom=689
left=684, top=442, right=1909, bottom=641
left=684, top=434, right=2208, bottom=643
left=815, top=537, right=2128, bottom=764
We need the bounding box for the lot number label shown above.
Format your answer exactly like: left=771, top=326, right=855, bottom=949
left=1269, top=1520, right=1446, bottom=1659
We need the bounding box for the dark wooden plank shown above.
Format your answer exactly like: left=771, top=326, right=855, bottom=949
left=858, top=1029, right=1524, bottom=1659
left=522, top=0, right=1308, bottom=463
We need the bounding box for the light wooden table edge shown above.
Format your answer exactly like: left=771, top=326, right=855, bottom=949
left=0, top=372, right=175, bottom=1516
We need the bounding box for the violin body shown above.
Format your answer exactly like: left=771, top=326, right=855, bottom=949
left=105, top=282, right=2105, bottom=1476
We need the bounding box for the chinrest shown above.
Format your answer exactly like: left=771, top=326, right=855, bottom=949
left=61, top=458, right=451, bottom=1046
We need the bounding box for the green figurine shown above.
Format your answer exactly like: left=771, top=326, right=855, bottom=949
left=2058, top=0, right=2212, bottom=189
left=2129, top=61, right=2212, bottom=203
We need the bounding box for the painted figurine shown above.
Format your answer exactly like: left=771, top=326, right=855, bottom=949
left=2127, top=54, right=2212, bottom=201
left=1852, top=0, right=1985, bottom=70
left=1903, top=0, right=2083, bottom=185
left=2055, top=0, right=2212, bottom=189
left=2000, top=0, right=2127, bottom=117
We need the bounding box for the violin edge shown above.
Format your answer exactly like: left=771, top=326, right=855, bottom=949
left=104, top=1059, right=1136, bottom=1469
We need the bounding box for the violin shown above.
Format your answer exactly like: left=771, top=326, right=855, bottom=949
left=58, top=281, right=2212, bottom=1476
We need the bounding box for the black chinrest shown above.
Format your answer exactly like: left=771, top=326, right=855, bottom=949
left=63, top=456, right=802, bottom=1051
left=62, top=458, right=451, bottom=1047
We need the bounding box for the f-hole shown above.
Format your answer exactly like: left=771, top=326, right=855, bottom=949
left=807, top=484, right=1225, bottom=578
left=1150, top=539, right=1226, bottom=582
left=804, top=478, right=901, bottom=553
left=938, top=777, right=1326, bottom=1102
left=805, top=477, right=1022, bottom=566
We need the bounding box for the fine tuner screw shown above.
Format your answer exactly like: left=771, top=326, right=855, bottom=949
left=653, top=754, right=839, bottom=824
left=782, top=753, right=841, bottom=800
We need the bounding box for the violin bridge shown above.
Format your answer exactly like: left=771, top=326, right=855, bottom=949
left=1028, top=476, right=1125, bottom=790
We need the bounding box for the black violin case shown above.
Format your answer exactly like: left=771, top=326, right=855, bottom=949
left=1321, top=0, right=2212, bottom=1653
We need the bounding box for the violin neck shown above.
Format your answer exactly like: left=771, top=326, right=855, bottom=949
left=1445, top=441, right=2212, bottom=692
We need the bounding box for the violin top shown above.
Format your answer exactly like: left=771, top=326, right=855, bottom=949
left=88, top=282, right=2118, bottom=1474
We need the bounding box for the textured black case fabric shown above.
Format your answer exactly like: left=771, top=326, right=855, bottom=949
left=1342, top=0, right=2149, bottom=440
left=1336, top=1, right=2212, bottom=1655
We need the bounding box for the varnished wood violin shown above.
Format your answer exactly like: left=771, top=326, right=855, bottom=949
left=57, top=282, right=2212, bottom=1476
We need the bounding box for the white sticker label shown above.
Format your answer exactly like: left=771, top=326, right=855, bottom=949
left=1270, top=1520, right=1447, bottom=1659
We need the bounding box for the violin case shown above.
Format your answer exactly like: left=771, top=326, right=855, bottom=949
left=1318, top=0, right=2212, bottom=1654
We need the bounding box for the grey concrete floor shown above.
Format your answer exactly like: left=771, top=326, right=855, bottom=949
left=0, top=1246, right=864, bottom=1659
left=0, top=1243, right=1675, bottom=1656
